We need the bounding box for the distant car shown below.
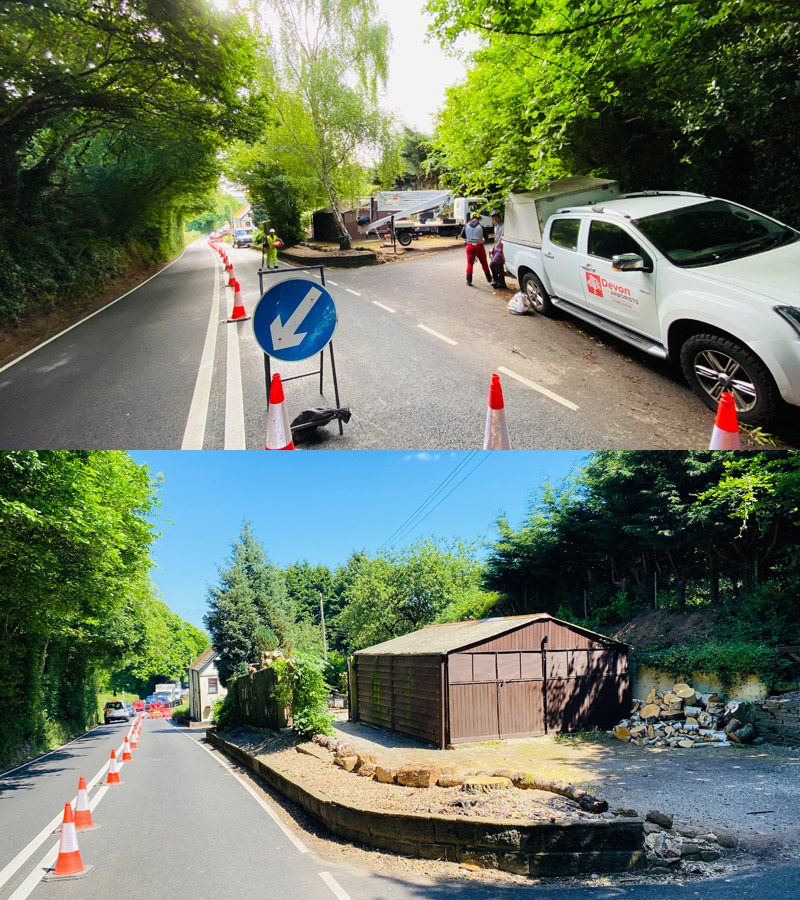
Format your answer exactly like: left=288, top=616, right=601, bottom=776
left=144, top=695, right=157, bottom=710
left=132, top=700, right=144, bottom=713
left=126, top=704, right=134, bottom=716
left=104, top=701, right=129, bottom=725
left=234, top=228, right=253, bottom=248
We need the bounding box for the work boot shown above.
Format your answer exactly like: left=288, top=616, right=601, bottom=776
left=466, top=277, right=473, bottom=286
left=485, top=273, right=492, bottom=283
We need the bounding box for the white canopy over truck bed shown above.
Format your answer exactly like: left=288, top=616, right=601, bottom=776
left=504, top=176, right=620, bottom=246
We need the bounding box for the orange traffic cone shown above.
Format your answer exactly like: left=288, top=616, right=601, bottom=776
left=43, top=803, right=94, bottom=880
left=228, top=280, right=250, bottom=322
left=225, top=258, right=233, bottom=271
left=483, top=373, right=512, bottom=449
left=121, top=735, right=132, bottom=761
left=265, top=373, right=295, bottom=450
left=226, top=269, right=236, bottom=288
left=104, top=749, right=121, bottom=785
left=709, top=391, right=741, bottom=449
left=130, top=729, right=138, bottom=750
left=74, top=777, right=99, bottom=831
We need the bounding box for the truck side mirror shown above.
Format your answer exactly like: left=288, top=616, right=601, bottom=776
left=612, top=253, right=651, bottom=272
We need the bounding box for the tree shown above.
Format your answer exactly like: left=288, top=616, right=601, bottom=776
left=203, top=521, right=293, bottom=684
left=253, top=0, right=401, bottom=248
left=335, top=538, right=491, bottom=651
left=424, top=0, right=800, bottom=223
left=0, top=451, right=161, bottom=766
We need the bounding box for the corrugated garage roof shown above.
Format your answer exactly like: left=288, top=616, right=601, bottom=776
left=354, top=613, right=629, bottom=657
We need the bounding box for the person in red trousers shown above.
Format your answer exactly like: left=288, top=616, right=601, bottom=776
left=460, top=213, right=492, bottom=286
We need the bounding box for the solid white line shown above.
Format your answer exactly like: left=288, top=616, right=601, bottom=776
left=417, top=324, right=457, bottom=346
left=224, top=288, right=246, bottom=450
left=0, top=733, right=122, bottom=894
left=497, top=365, right=580, bottom=411
left=176, top=726, right=308, bottom=854
left=345, top=288, right=361, bottom=296
left=372, top=301, right=395, bottom=313
left=0, top=245, right=193, bottom=375
left=181, top=264, right=220, bottom=449
left=319, top=871, right=351, bottom=900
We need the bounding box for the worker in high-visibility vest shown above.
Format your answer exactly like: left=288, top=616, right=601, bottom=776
left=265, top=228, right=282, bottom=269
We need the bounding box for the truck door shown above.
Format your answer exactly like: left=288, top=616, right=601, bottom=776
left=543, top=217, right=589, bottom=306
left=580, top=220, right=659, bottom=338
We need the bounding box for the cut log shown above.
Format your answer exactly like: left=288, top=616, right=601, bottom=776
left=674, top=685, right=696, bottom=701
left=513, top=774, right=608, bottom=813
left=612, top=726, right=631, bottom=741
left=729, top=722, right=756, bottom=744
left=678, top=739, right=695, bottom=748
left=647, top=724, right=655, bottom=740
left=724, top=717, right=743, bottom=735
left=641, top=703, right=661, bottom=720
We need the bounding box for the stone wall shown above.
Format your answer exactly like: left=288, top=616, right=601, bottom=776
left=207, top=730, right=645, bottom=876
left=633, top=668, right=767, bottom=702
left=754, top=697, right=800, bottom=747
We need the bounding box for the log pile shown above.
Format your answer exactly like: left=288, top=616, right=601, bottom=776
left=611, top=683, right=761, bottom=748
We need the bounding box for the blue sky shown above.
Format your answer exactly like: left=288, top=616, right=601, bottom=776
left=129, top=451, right=587, bottom=631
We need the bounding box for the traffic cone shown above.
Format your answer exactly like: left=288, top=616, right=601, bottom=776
left=228, top=280, right=250, bottom=322
left=226, top=269, right=236, bottom=288
left=104, top=749, right=121, bottom=785
left=74, top=777, right=99, bottom=831
left=709, top=391, right=741, bottom=449
left=265, top=373, right=295, bottom=450
left=43, top=803, right=94, bottom=880
left=483, top=373, right=512, bottom=449
left=121, top=735, right=132, bottom=761
left=130, top=728, right=138, bottom=750
left=225, top=258, right=233, bottom=272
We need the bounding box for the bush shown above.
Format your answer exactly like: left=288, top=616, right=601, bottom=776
left=271, top=653, right=334, bottom=737
left=171, top=703, right=190, bottom=724
left=211, top=691, right=240, bottom=729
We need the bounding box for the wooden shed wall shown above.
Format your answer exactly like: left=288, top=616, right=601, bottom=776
left=446, top=620, right=629, bottom=743
left=353, top=654, right=442, bottom=746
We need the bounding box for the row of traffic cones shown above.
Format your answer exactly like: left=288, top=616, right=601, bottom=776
left=208, top=238, right=249, bottom=322
left=45, top=715, right=144, bottom=880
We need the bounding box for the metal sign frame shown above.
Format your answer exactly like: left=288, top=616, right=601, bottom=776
left=257, top=264, right=344, bottom=435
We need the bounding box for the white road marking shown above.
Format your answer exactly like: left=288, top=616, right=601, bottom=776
left=175, top=725, right=309, bottom=854
left=417, top=324, right=457, bottom=346
left=345, top=288, right=361, bottom=296
left=0, top=245, right=193, bottom=375
left=181, top=265, right=220, bottom=449
left=319, top=871, right=351, bottom=900
left=497, top=365, right=579, bottom=411
left=0, top=734, right=124, bottom=895
left=224, top=285, right=246, bottom=450
left=327, top=281, right=338, bottom=286
left=372, top=301, right=395, bottom=313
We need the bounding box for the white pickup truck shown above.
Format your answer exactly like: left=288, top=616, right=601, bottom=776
left=502, top=177, right=800, bottom=425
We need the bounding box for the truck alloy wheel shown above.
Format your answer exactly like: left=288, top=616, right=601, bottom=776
left=522, top=271, right=552, bottom=316
left=396, top=231, right=413, bottom=246
left=679, top=333, right=778, bottom=426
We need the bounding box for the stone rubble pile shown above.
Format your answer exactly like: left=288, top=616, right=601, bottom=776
left=624, top=809, right=738, bottom=874
left=611, top=682, right=762, bottom=748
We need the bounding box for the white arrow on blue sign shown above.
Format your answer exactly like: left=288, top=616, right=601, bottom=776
left=252, top=278, right=338, bottom=362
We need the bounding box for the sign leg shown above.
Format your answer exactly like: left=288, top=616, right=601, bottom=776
left=319, top=350, right=324, bottom=395
left=328, top=342, right=343, bottom=434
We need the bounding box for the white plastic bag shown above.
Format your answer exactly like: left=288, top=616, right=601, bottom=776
left=507, top=291, right=532, bottom=315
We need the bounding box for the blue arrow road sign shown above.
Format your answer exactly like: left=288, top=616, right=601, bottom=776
left=252, top=278, right=338, bottom=362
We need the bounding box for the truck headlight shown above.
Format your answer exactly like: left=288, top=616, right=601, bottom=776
left=775, top=306, right=800, bottom=337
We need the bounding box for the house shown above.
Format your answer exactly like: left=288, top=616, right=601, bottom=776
left=232, top=202, right=253, bottom=232
left=188, top=648, right=227, bottom=722
left=349, top=614, right=630, bottom=748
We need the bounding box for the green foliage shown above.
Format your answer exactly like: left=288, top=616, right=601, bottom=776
left=204, top=521, right=295, bottom=684
left=211, top=690, right=240, bottom=730
left=271, top=654, right=334, bottom=737
left=322, top=652, right=348, bottom=693
left=0, top=451, right=161, bottom=767
left=335, top=538, right=492, bottom=651
left=424, top=0, right=800, bottom=223
left=171, top=703, right=191, bottom=724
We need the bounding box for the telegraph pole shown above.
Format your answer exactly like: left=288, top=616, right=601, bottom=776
left=319, top=591, right=328, bottom=661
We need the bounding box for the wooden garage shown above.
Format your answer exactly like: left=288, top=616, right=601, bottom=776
left=349, top=614, right=630, bottom=748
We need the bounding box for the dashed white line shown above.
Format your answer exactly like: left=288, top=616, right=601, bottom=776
left=319, top=871, right=351, bottom=900
left=497, top=365, right=579, bottom=411
left=417, top=324, right=457, bottom=346
left=327, top=280, right=338, bottom=286
left=372, top=301, right=396, bottom=313
left=181, top=265, right=220, bottom=449
left=0, top=246, right=193, bottom=375
left=177, top=726, right=308, bottom=854
left=345, top=288, right=361, bottom=296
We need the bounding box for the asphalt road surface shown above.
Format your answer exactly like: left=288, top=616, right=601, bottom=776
left=0, top=239, right=797, bottom=449
left=1, top=721, right=798, bottom=900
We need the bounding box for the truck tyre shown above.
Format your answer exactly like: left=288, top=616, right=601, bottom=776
left=396, top=231, right=413, bottom=247
left=522, top=271, right=553, bottom=316
left=679, top=333, right=778, bottom=426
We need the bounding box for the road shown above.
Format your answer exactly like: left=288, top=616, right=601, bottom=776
left=0, top=239, right=797, bottom=449
left=1, top=720, right=798, bottom=900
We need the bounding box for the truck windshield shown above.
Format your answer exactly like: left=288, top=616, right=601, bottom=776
left=633, top=200, right=797, bottom=268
